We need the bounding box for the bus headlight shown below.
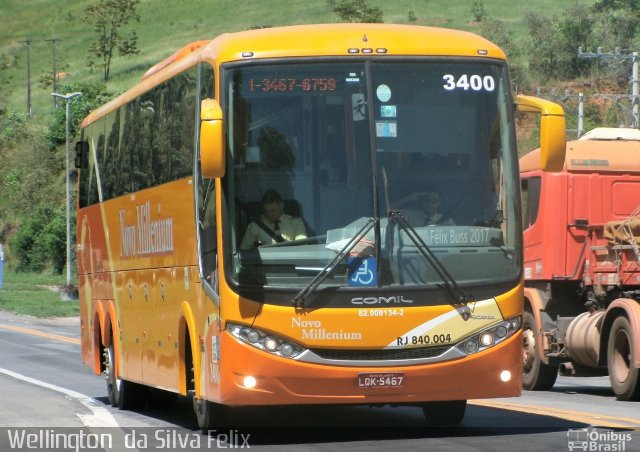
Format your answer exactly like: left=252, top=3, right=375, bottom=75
left=456, top=316, right=521, bottom=356
left=227, top=323, right=305, bottom=359
left=479, top=332, right=494, bottom=347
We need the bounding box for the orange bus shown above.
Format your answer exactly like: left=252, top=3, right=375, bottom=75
left=76, top=23, right=566, bottom=430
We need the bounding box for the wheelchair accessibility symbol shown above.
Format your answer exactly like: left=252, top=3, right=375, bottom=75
left=347, top=257, right=377, bottom=287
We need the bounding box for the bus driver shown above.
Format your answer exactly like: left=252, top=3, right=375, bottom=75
left=240, top=189, right=307, bottom=249
left=397, top=189, right=455, bottom=226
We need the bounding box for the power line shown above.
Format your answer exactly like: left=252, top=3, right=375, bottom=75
left=578, top=47, right=639, bottom=128
left=17, top=37, right=64, bottom=115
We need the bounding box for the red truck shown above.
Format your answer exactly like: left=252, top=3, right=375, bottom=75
left=520, top=127, right=640, bottom=401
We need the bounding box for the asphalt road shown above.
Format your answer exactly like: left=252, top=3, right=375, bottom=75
left=0, top=310, right=638, bottom=451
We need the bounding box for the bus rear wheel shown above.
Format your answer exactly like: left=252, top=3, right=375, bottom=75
left=608, top=316, right=640, bottom=401
left=103, top=341, right=145, bottom=410
left=522, top=311, right=558, bottom=390
left=422, top=400, right=466, bottom=426
left=103, top=342, right=119, bottom=407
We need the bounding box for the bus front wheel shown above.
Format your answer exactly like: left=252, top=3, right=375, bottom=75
left=194, top=397, right=228, bottom=433
left=422, top=400, right=466, bottom=426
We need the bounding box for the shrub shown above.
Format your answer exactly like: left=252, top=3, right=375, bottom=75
left=331, top=0, right=383, bottom=23
left=10, top=204, right=69, bottom=273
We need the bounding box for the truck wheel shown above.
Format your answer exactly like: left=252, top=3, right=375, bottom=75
left=522, top=311, right=558, bottom=390
left=607, top=316, right=640, bottom=401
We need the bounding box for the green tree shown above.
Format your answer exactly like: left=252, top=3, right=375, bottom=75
left=480, top=19, right=526, bottom=87
left=85, top=0, right=141, bottom=81
left=525, top=5, right=593, bottom=82
left=332, top=0, right=383, bottom=23
left=471, top=1, right=487, bottom=22
left=590, top=0, right=640, bottom=53
left=47, top=81, right=112, bottom=149
left=10, top=203, right=67, bottom=273
left=592, top=0, right=640, bottom=12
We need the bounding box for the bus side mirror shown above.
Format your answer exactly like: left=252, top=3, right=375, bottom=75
left=200, top=98, right=226, bottom=179
left=75, top=141, right=88, bottom=169
left=516, top=95, right=566, bottom=172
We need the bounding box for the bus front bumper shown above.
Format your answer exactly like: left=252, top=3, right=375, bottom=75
left=211, top=331, right=523, bottom=406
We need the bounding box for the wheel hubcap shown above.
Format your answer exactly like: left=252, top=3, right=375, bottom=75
left=523, top=328, right=535, bottom=371
left=612, top=329, right=631, bottom=383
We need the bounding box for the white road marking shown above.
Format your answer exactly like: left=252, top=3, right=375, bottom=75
left=0, top=367, right=118, bottom=427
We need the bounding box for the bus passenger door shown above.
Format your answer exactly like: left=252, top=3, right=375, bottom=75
left=197, top=178, right=217, bottom=290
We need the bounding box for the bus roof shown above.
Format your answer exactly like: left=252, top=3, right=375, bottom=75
left=520, top=128, right=640, bottom=173
left=204, top=23, right=505, bottom=63
left=81, top=23, right=505, bottom=128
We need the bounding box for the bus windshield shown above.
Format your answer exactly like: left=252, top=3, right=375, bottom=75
left=223, top=59, right=520, bottom=300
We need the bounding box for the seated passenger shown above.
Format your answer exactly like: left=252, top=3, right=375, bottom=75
left=397, top=189, right=455, bottom=226
left=240, top=189, right=307, bottom=249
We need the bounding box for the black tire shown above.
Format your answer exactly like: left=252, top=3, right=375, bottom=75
left=186, top=333, right=229, bottom=432
left=104, top=342, right=119, bottom=407
left=522, top=310, right=558, bottom=390
left=118, top=379, right=147, bottom=410
left=103, top=339, right=145, bottom=409
left=607, top=316, right=640, bottom=401
left=422, top=400, right=467, bottom=426
left=194, top=397, right=229, bottom=433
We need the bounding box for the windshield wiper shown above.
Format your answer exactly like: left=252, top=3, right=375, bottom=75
left=291, top=218, right=376, bottom=308
left=389, top=210, right=473, bottom=315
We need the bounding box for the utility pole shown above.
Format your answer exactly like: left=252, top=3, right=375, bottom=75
left=633, top=52, right=638, bottom=127
left=51, top=91, right=82, bottom=294
left=578, top=92, right=584, bottom=137
left=46, top=38, right=59, bottom=108
left=19, top=38, right=32, bottom=116
left=578, top=47, right=639, bottom=128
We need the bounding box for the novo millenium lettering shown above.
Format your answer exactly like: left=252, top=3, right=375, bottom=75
left=119, top=201, right=174, bottom=258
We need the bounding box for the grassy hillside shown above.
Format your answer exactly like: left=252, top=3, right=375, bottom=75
left=1, top=0, right=595, bottom=119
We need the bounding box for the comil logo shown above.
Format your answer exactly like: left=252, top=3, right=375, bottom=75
left=567, top=428, right=633, bottom=451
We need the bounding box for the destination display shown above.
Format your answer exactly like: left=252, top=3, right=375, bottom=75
left=247, top=77, right=338, bottom=93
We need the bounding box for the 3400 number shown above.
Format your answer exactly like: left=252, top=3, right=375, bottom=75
left=442, top=74, right=495, bottom=92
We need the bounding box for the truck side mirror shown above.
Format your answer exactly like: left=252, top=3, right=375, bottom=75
left=516, top=95, right=566, bottom=172
left=200, top=98, right=225, bottom=179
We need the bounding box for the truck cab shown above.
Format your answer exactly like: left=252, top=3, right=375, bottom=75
left=520, top=128, right=640, bottom=401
